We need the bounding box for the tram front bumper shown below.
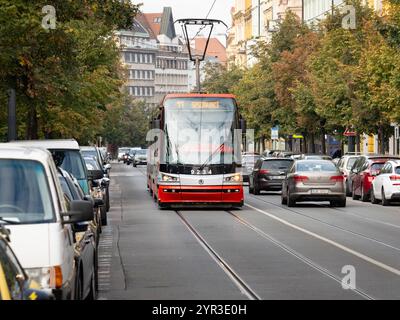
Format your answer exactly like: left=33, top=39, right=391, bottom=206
left=158, top=185, right=244, bottom=205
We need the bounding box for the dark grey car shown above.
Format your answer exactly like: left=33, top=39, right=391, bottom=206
left=281, top=160, right=346, bottom=207
left=249, top=158, right=293, bottom=194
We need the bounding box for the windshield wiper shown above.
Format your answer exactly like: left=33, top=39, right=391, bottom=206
left=199, top=142, right=225, bottom=171
left=0, top=217, right=21, bottom=225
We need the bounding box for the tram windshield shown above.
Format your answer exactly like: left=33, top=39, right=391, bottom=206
left=163, top=98, right=239, bottom=166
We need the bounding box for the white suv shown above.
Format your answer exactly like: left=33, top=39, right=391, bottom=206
left=0, top=145, right=93, bottom=299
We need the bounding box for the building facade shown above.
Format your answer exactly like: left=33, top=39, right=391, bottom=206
left=116, top=7, right=191, bottom=108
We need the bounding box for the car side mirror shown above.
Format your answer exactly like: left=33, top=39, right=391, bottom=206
left=62, top=200, right=94, bottom=224
left=153, top=119, right=161, bottom=129
left=104, top=164, right=111, bottom=170
left=88, top=169, right=104, bottom=181
left=101, top=177, right=110, bottom=187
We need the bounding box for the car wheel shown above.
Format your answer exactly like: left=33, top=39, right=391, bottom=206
left=287, top=189, right=296, bottom=207
left=281, top=191, right=287, bottom=205
left=352, top=184, right=360, bottom=200
left=382, top=188, right=390, bottom=206
left=106, top=187, right=110, bottom=212
left=331, top=199, right=346, bottom=207
left=254, top=183, right=260, bottom=195
left=361, top=184, right=369, bottom=202
left=100, top=205, right=107, bottom=226
left=85, top=265, right=97, bottom=300
left=371, top=187, right=379, bottom=204
left=346, top=180, right=352, bottom=197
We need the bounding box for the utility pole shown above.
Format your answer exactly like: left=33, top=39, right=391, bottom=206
left=7, top=89, right=17, bottom=141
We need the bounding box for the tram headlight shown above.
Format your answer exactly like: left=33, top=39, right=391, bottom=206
left=224, top=173, right=242, bottom=183
left=159, top=173, right=180, bottom=183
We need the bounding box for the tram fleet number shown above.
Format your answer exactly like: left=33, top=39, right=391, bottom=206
left=152, top=304, right=247, bottom=317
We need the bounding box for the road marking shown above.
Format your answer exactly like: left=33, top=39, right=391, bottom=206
left=246, top=203, right=400, bottom=277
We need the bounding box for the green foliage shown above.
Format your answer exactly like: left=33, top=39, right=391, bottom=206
left=0, top=0, right=140, bottom=142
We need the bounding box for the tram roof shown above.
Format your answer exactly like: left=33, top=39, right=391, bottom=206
left=163, top=93, right=236, bottom=100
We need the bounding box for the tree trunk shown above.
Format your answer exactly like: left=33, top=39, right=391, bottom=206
left=321, top=127, right=326, bottom=155
left=26, top=103, right=38, bottom=140
left=310, top=133, right=316, bottom=153
left=378, top=125, right=385, bottom=154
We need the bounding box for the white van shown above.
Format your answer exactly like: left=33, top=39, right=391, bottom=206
left=0, top=145, right=93, bottom=299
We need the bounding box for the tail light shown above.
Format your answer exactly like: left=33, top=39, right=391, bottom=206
left=294, top=175, right=308, bottom=183
left=390, top=175, right=400, bottom=181
left=259, top=169, right=269, bottom=174
left=330, top=175, right=344, bottom=182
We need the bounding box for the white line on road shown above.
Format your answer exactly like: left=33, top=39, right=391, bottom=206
left=246, top=203, right=400, bottom=277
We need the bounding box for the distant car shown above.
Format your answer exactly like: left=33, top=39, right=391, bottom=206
left=117, top=148, right=130, bottom=162
left=371, top=160, right=400, bottom=206
left=300, top=154, right=333, bottom=161
left=0, top=226, right=55, bottom=300
left=281, top=160, right=346, bottom=207
left=350, top=155, right=400, bottom=202
left=249, top=158, right=294, bottom=194
left=336, top=155, right=359, bottom=196
left=277, top=151, right=295, bottom=158
left=81, top=146, right=111, bottom=178
left=241, top=154, right=261, bottom=183
left=133, top=149, right=148, bottom=167
left=262, top=150, right=279, bottom=158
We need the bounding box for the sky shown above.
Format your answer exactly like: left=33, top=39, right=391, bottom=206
left=138, top=0, right=234, bottom=43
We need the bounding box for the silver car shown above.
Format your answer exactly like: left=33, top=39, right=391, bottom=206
left=336, top=155, right=360, bottom=196
left=281, top=160, right=346, bottom=207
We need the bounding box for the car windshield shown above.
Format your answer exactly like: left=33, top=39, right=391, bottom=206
left=297, top=161, right=337, bottom=172
left=371, top=163, right=385, bottom=174
left=0, top=160, right=55, bottom=224
left=50, top=150, right=86, bottom=180
left=243, top=155, right=261, bottom=165
left=81, top=149, right=97, bottom=160
left=262, top=160, right=293, bottom=170
left=84, top=157, right=101, bottom=170
left=346, top=157, right=357, bottom=169
left=119, top=148, right=130, bottom=154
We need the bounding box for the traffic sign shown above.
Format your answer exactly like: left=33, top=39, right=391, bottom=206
left=344, top=128, right=356, bottom=137
left=271, top=127, right=279, bottom=140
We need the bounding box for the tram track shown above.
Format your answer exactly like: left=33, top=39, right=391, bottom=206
left=175, top=210, right=261, bottom=300
left=246, top=193, right=400, bottom=253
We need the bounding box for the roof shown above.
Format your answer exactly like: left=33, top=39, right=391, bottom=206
left=135, top=13, right=157, bottom=39
left=144, top=7, right=176, bottom=39
left=194, top=38, right=227, bottom=64
left=8, top=139, right=80, bottom=150
left=0, top=144, right=53, bottom=163
left=144, top=13, right=162, bottom=36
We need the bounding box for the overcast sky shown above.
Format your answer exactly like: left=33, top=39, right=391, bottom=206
left=138, top=0, right=234, bottom=42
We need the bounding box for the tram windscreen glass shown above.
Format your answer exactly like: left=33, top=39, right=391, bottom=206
left=164, top=98, right=238, bottom=166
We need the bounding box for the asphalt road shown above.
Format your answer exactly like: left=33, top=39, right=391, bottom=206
left=98, top=163, right=400, bottom=300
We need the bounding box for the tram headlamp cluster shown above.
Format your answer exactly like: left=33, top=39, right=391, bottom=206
left=224, top=173, right=242, bottom=183
left=159, top=173, right=180, bottom=182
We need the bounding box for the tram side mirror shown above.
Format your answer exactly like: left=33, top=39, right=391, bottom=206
left=240, top=118, right=247, bottom=133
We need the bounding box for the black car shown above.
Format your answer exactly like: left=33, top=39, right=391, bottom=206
left=249, top=158, right=294, bottom=194
left=57, top=169, right=98, bottom=300
left=0, top=226, right=54, bottom=300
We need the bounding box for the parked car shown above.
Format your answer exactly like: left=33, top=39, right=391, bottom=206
left=350, top=155, right=400, bottom=202
left=281, top=160, right=346, bottom=207
left=371, top=160, right=400, bottom=206
left=336, top=155, right=360, bottom=196
left=241, top=154, right=262, bottom=183
left=133, top=149, right=148, bottom=167
left=262, top=150, right=279, bottom=158
left=249, top=158, right=294, bottom=194
left=0, top=145, right=94, bottom=299
left=81, top=146, right=111, bottom=211
left=57, top=169, right=98, bottom=300
left=84, top=157, right=109, bottom=226
left=81, top=146, right=112, bottom=178
left=0, top=226, right=55, bottom=300
left=10, top=139, right=91, bottom=195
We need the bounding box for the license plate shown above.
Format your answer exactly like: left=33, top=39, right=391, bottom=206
left=311, top=189, right=329, bottom=194
left=271, top=176, right=285, bottom=180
